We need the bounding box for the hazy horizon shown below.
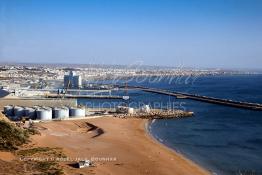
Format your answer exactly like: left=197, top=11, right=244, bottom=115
left=0, top=0, right=262, bottom=69
left=2, top=60, right=262, bottom=72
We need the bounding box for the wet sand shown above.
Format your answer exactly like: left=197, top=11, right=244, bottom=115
left=31, top=117, right=210, bottom=175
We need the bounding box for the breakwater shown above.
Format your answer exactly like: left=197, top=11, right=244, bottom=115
left=118, top=85, right=262, bottom=111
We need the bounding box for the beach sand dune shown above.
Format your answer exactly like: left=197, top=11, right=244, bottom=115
left=32, top=117, right=210, bottom=175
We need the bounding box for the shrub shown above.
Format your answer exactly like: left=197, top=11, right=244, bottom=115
left=0, top=120, right=29, bottom=151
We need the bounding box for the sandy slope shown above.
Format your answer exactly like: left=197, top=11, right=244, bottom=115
left=31, top=117, right=210, bottom=175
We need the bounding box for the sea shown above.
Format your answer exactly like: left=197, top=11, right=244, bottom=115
left=78, top=74, right=262, bottom=175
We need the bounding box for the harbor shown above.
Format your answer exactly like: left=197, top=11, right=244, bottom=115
left=1, top=103, right=194, bottom=122
left=0, top=71, right=196, bottom=123
left=1, top=0, right=262, bottom=174
left=1, top=69, right=262, bottom=175
left=114, top=108, right=194, bottom=119
left=46, top=94, right=125, bottom=99
left=117, top=85, right=262, bottom=111
left=3, top=69, right=262, bottom=111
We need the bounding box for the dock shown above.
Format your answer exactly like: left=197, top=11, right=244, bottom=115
left=46, top=94, right=125, bottom=99
left=114, top=109, right=194, bottom=119
left=117, top=85, right=262, bottom=111
left=0, top=98, right=77, bottom=109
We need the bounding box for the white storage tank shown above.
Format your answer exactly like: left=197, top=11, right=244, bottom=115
left=14, top=106, right=25, bottom=117
left=53, top=107, right=69, bottom=119
left=61, top=107, right=69, bottom=118
left=141, top=105, right=151, bottom=113
left=9, top=115, right=21, bottom=121
left=128, top=107, right=134, bottom=114
left=24, top=107, right=36, bottom=119
left=4, top=105, right=14, bottom=116
left=69, top=107, right=85, bottom=118
left=36, top=107, right=52, bottom=120
left=33, top=106, right=41, bottom=110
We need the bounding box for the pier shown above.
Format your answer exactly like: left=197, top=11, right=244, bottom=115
left=114, top=109, right=194, bottom=119
left=8, top=85, right=262, bottom=111
left=46, top=94, right=124, bottom=99
left=117, top=85, right=262, bottom=111
left=11, top=88, right=125, bottom=99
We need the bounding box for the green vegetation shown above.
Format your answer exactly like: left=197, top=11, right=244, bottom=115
left=26, top=127, right=41, bottom=135
left=0, top=120, right=29, bottom=151
left=34, top=161, right=64, bottom=175
left=17, top=147, right=66, bottom=158
left=0, top=118, right=65, bottom=174
left=17, top=147, right=52, bottom=156
left=17, top=147, right=66, bottom=175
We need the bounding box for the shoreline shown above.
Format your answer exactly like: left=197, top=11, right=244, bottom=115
left=31, top=117, right=210, bottom=175
left=145, top=119, right=213, bottom=175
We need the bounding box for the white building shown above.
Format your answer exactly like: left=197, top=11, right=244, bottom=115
left=64, top=71, right=82, bottom=88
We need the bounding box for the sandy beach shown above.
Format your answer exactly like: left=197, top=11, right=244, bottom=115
left=29, top=117, right=210, bottom=175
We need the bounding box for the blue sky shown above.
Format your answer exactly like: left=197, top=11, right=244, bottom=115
left=0, top=0, right=262, bottom=69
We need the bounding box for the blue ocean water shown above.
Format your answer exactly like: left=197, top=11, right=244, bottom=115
left=78, top=75, right=262, bottom=175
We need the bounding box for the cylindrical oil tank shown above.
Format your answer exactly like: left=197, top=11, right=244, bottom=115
left=36, top=107, right=52, bottom=120
left=61, top=107, right=69, bottom=119
left=128, top=107, right=134, bottom=114
left=69, top=107, right=85, bottom=118
left=53, top=107, right=69, bottom=119
left=14, top=106, right=25, bottom=117
left=141, top=105, right=150, bottom=113
left=9, top=115, right=20, bottom=121
left=33, top=106, right=41, bottom=110
left=24, top=107, right=36, bottom=119
left=4, top=105, right=14, bottom=116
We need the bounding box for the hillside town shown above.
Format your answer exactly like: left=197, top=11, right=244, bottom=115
left=0, top=63, right=257, bottom=91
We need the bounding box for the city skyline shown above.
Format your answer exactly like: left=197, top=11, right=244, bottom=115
left=0, top=0, right=262, bottom=69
